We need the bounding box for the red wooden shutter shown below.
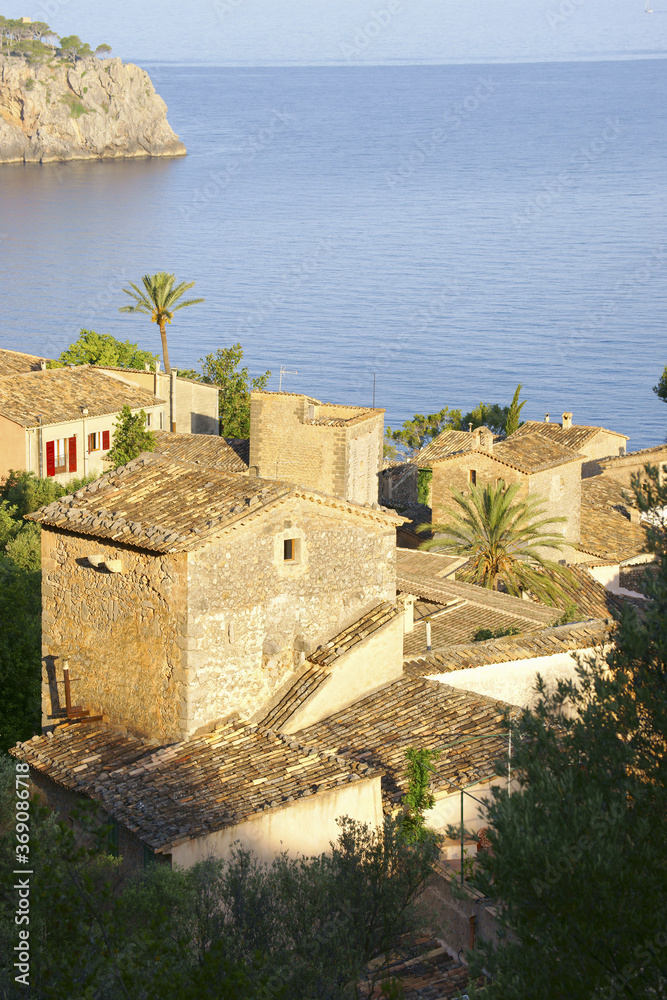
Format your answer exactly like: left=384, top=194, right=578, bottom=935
left=102, top=430, right=110, bottom=450
left=46, top=440, right=55, bottom=477
left=68, top=436, right=77, bottom=473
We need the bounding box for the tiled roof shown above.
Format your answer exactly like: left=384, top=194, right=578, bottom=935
left=296, top=677, right=510, bottom=803
left=152, top=430, right=249, bottom=473
left=26, top=453, right=404, bottom=553
left=259, top=602, right=402, bottom=731
left=416, top=430, right=583, bottom=474
left=415, top=430, right=473, bottom=466
left=404, top=618, right=611, bottom=677
left=93, top=364, right=213, bottom=387
left=578, top=503, right=650, bottom=563
left=600, top=443, right=667, bottom=465
left=0, top=348, right=50, bottom=376
left=402, top=600, right=550, bottom=658
left=259, top=665, right=330, bottom=731
left=552, top=564, right=624, bottom=618
left=0, top=367, right=165, bottom=428
left=398, top=548, right=470, bottom=581
left=254, top=391, right=383, bottom=427
left=491, top=433, right=583, bottom=474
left=309, top=602, right=401, bottom=667
left=365, top=948, right=483, bottom=1000
left=581, top=475, right=633, bottom=510
left=509, top=419, right=628, bottom=449
left=11, top=720, right=376, bottom=854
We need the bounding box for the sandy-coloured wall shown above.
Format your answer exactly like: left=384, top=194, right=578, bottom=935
left=100, top=368, right=218, bottom=435
left=249, top=393, right=384, bottom=503
left=184, top=497, right=397, bottom=733
left=428, top=646, right=608, bottom=712
left=430, top=453, right=526, bottom=525
left=527, top=460, right=582, bottom=545
left=283, top=613, right=404, bottom=733
left=41, top=528, right=188, bottom=740
left=0, top=414, right=26, bottom=481
left=171, top=775, right=384, bottom=867
left=596, top=446, right=667, bottom=487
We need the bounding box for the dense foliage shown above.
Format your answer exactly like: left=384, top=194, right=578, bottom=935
left=106, top=406, right=156, bottom=468
left=385, top=385, right=526, bottom=458
left=653, top=364, right=667, bottom=405
left=198, top=344, right=271, bottom=437
left=48, top=329, right=158, bottom=370
left=0, top=773, right=439, bottom=1000
left=0, top=16, right=110, bottom=63
left=465, top=465, right=667, bottom=999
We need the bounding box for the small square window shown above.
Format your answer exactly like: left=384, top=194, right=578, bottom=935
left=469, top=469, right=477, bottom=486
left=284, top=538, right=295, bottom=561
left=88, top=431, right=101, bottom=453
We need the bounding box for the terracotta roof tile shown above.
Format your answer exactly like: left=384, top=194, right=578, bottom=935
left=0, top=366, right=165, bottom=428
left=404, top=618, right=612, bottom=677
left=309, top=602, right=401, bottom=667
left=578, top=487, right=650, bottom=563
left=0, top=348, right=51, bottom=376
left=11, top=721, right=377, bottom=853
left=26, top=453, right=404, bottom=553
left=509, top=419, right=628, bottom=449
left=153, top=430, right=249, bottom=473
left=296, top=677, right=510, bottom=803
left=416, top=430, right=583, bottom=475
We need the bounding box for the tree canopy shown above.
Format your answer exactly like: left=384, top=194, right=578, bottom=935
left=119, top=272, right=204, bottom=375
left=198, top=344, right=271, bottom=438
left=653, top=364, right=667, bottom=404
left=465, top=465, right=667, bottom=998
left=106, top=406, right=156, bottom=468
left=0, top=16, right=110, bottom=63
left=48, top=329, right=158, bottom=370
left=386, top=385, right=526, bottom=458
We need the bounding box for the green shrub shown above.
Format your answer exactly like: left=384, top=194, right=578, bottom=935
left=417, top=468, right=432, bottom=506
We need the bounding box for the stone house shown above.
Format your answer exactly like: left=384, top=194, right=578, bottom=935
left=248, top=390, right=384, bottom=504
left=595, top=443, right=667, bottom=489
left=0, top=347, right=49, bottom=376
left=28, top=451, right=404, bottom=743
left=96, top=361, right=219, bottom=436
left=151, top=429, right=249, bottom=474
left=507, top=412, right=628, bottom=477
left=415, top=426, right=584, bottom=556
left=13, top=719, right=383, bottom=868
left=0, top=366, right=166, bottom=484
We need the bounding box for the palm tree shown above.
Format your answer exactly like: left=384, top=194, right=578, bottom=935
left=119, top=273, right=204, bottom=374
left=419, top=481, right=574, bottom=605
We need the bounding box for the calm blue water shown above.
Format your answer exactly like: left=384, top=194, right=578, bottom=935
left=1, top=61, right=666, bottom=448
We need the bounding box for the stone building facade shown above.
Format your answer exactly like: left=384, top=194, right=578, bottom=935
left=31, top=453, right=402, bottom=743
left=248, top=391, right=384, bottom=504
left=507, top=413, right=628, bottom=477
left=416, top=427, right=584, bottom=556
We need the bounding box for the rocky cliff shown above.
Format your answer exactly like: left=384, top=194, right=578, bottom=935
left=0, top=56, right=185, bottom=163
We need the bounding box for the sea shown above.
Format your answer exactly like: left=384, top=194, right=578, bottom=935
left=1, top=59, right=666, bottom=449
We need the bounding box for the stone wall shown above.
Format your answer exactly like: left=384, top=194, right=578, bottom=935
left=41, top=527, right=188, bottom=741
left=430, top=454, right=582, bottom=553
left=248, top=392, right=384, bottom=503
left=184, top=497, right=397, bottom=733
left=596, top=446, right=667, bottom=487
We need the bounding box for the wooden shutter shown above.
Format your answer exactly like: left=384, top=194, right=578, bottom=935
left=46, top=440, right=55, bottom=477
left=102, top=430, right=110, bottom=450
left=68, top=436, right=77, bottom=473
left=87, top=433, right=93, bottom=454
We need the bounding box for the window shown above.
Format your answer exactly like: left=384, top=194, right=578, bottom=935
left=145, top=413, right=152, bottom=428
left=159, top=411, right=164, bottom=430
left=46, top=436, right=77, bottom=476
left=284, top=538, right=297, bottom=561
left=88, top=431, right=101, bottom=453
left=102, top=430, right=110, bottom=450
left=143, top=845, right=157, bottom=869
left=495, top=477, right=505, bottom=488
left=469, top=469, right=477, bottom=486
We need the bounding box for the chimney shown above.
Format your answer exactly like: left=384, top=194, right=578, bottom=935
left=562, top=412, right=573, bottom=429
left=473, top=427, right=493, bottom=452
left=154, top=359, right=160, bottom=374
left=39, top=360, right=47, bottom=370
left=544, top=413, right=550, bottom=423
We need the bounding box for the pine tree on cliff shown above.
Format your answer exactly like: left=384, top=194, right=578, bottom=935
left=119, top=272, right=204, bottom=375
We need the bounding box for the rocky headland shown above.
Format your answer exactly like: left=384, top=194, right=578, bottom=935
left=0, top=56, right=185, bottom=163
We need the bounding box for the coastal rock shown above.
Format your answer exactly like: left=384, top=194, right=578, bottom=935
left=0, top=56, right=186, bottom=163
